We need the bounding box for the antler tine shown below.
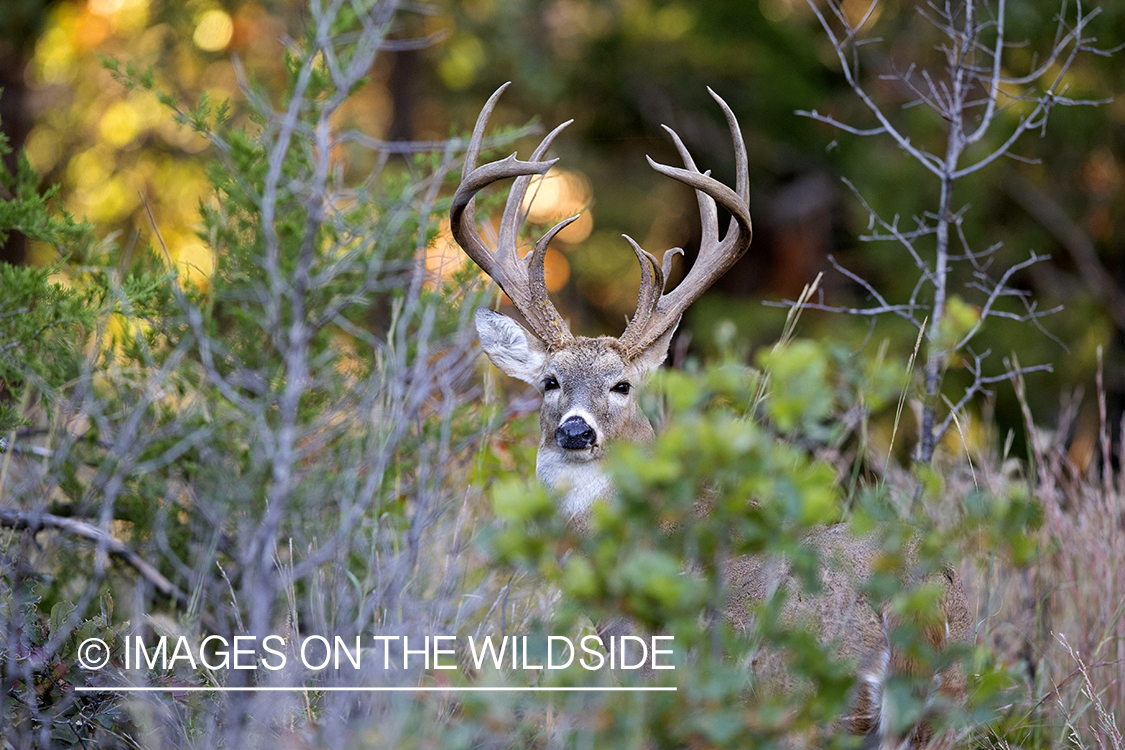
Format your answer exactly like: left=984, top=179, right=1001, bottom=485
left=621, top=235, right=664, bottom=337
left=659, top=124, right=719, bottom=252
left=450, top=83, right=575, bottom=349
left=619, top=89, right=753, bottom=357
left=529, top=214, right=581, bottom=304
left=453, top=83, right=509, bottom=264
left=498, top=118, right=573, bottom=254
left=707, top=86, right=750, bottom=208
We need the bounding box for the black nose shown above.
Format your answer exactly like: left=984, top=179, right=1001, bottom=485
left=555, top=416, right=596, bottom=450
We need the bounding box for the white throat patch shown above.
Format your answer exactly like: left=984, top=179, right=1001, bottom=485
left=536, top=451, right=612, bottom=518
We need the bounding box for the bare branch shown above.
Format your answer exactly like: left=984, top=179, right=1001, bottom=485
left=933, top=352, right=1053, bottom=444
left=764, top=298, right=923, bottom=324
left=997, top=5, right=1103, bottom=85
left=0, top=507, right=219, bottom=632
left=964, top=0, right=1006, bottom=143
left=841, top=178, right=934, bottom=278
left=796, top=109, right=887, bottom=136
left=804, top=0, right=946, bottom=175
left=953, top=251, right=1051, bottom=351
left=798, top=0, right=1103, bottom=462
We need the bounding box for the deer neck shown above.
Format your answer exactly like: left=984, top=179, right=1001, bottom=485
left=535, top=414, right=655, bottom=521
left=536, top=451, right=612, bottom=519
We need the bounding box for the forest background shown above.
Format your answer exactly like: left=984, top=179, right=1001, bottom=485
left=4, top=0, right=1124, bottom=437
left=1, top=0, right=1124, bottom=747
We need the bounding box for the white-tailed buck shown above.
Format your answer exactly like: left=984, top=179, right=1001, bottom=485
left=452, top=83, right=970, bottom=750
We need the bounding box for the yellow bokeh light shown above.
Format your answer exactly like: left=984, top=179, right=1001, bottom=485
left=87, top=0, right=142, bottom=16
left=542, top=248, right=569, bottom=293
left=173, top=240, right=215, bottom=290
left=423, top=222, right=471, bottom=287
left=24, top=128, right=61, bottom=173
left=438, top=35, right=484, bottom=90
left=523, top=173, right=565, bottom=223
left=522, top=168, right=593, bottom=244
left=654, top=4, right=695, bottom=39
left=555, top=210, right=593, bottom=244
left=88, top=0, right=125, bottom=16
left=87, top=176, right=134, bottom=222
left=36, top=26, right=76, bottom=84
left=99, top=100, right=141, bottom=146
left=87, top=0, right=150, bottom=34
left=68, top=148, right=112, bottom=191
left=193, top=10, right=234, bottom=52
left=75, top=10, right=111, bottom=48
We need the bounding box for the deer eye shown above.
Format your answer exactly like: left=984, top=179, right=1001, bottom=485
left=543, top=376, right=560, bottom=391
left=611, top=381, right=631, bottom=395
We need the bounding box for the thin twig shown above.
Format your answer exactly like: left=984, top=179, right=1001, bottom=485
left=0, top=507, right=219, bottom=632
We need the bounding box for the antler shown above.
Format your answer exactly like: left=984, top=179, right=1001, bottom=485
left=450, top=82, right=576, bottom=350
left=617, top=88, right=753, bottom=358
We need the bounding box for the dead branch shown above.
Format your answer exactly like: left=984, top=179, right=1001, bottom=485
left=0, top=507, right=219, bottom=632
left=791, top=0, right=1108, bottom=462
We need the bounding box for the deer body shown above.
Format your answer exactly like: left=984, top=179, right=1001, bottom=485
left=453, top=84, right=969, bottom=750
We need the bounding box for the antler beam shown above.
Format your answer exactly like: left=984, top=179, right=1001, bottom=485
left=618, top=88, right=753, bottom=357
left=450, top=82, right=576, bottom=350
left=452, top=85, right=752, bottom=359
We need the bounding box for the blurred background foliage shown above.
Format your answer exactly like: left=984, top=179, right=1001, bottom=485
left=1, top=0, right=1122, bottom=459
left=2, top=2, right=1124, bottom=747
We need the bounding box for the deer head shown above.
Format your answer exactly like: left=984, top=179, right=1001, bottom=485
left=452, top=83, right=752, bottom=518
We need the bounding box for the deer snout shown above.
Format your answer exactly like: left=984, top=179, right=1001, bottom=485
left=556, top=416, right=597, bottom=450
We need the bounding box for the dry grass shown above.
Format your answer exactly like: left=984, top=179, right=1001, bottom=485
left=944, top=352, right=1125, bottom=748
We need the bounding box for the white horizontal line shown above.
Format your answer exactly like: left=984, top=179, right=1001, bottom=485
left=74, top=686, right=676, bottom=693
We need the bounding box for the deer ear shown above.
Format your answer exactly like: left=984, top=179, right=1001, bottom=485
left=475, top=307, right=548, bottom=385
left=628, top=317, right=680, bottom=377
